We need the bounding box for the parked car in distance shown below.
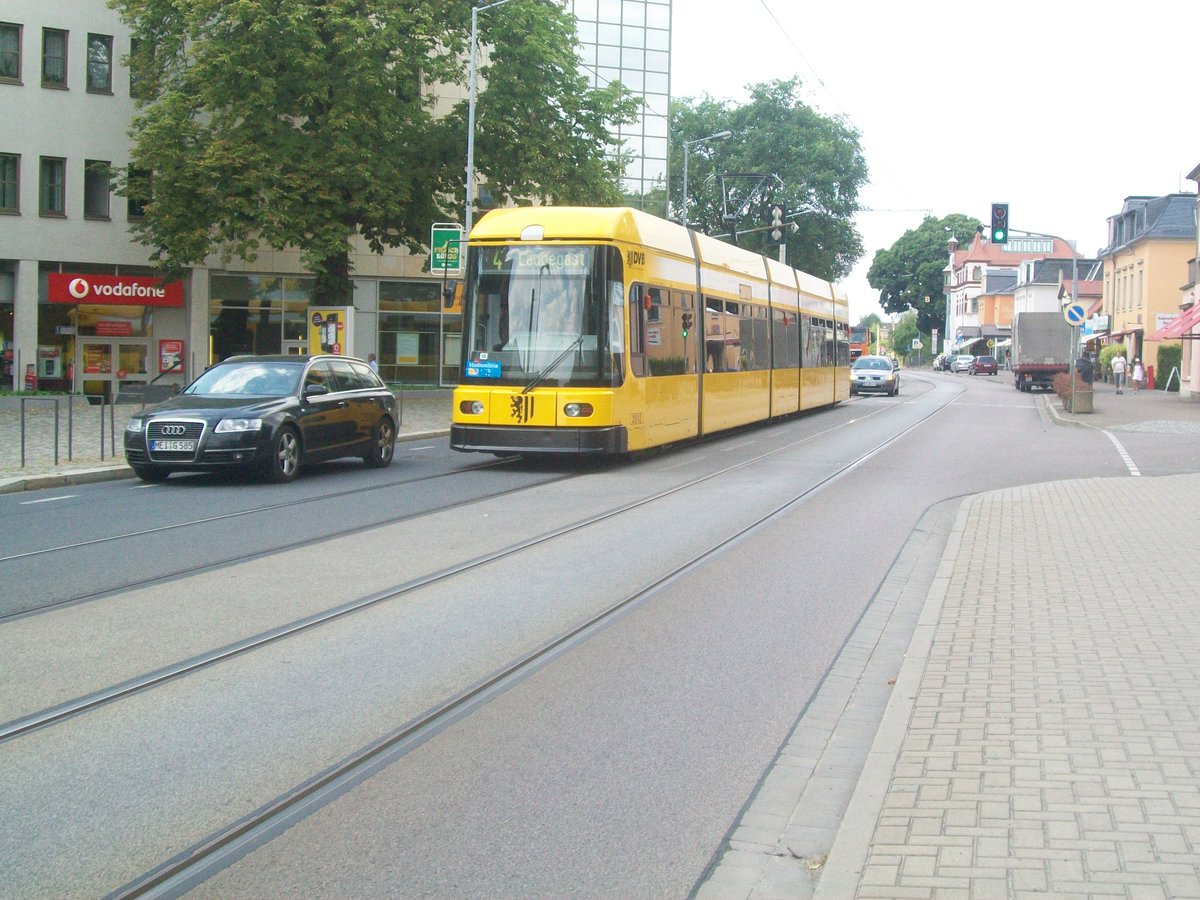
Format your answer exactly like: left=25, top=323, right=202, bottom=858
left=950, top=354, right=975, bottom=373
left=969, top=355, right=999, bottom=376
left=123, top=354, right=398, bottom=483
left=933, top=354, right=948, bottom=371
left=849, top=354, right=900, bottom=397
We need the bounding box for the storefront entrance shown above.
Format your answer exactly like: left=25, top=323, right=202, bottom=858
left=76, top=338, right=150, bottom=401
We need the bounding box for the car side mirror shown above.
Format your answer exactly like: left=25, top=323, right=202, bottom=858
left=304, top=383, right=329, bottom=398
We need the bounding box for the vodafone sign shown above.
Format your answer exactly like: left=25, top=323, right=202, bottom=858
left=49, top=273, right=184, bottom=307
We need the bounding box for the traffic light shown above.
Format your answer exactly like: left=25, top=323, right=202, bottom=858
left=767, top=204, right=786, bottom=245
left=990, top=203, right=1009, bottom=243
left=681, top=311, right=693, bottom=337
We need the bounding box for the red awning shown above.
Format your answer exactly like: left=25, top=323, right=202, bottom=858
left=1149, top=304, right=1200, bottom=341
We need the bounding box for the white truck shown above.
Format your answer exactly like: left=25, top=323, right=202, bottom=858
left=1011, top=311, right=1072, bottom=392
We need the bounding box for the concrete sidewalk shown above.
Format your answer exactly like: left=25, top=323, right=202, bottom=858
left=0, top=389, right=453, bottom=493
left=700, top=380, right=1200, bottom=899
left=812, top=472, right=1200, bottom=898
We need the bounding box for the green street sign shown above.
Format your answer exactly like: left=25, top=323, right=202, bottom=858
left=431, top=223, right=464, bottom=275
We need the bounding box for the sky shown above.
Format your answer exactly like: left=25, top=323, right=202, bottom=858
left=670, top=1, right=1199, bottom=324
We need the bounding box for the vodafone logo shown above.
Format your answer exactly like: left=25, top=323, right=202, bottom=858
left=49, top=273, right=183, bottom=306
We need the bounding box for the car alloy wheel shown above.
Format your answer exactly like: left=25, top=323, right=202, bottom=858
left=265, top=427, right=301, bottom=483
left=364, top=417, right=396, bottom=468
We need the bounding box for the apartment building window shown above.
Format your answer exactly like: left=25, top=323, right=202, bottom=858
left=42, top=28, right=67, bottom=87
left=0, top=153, right=18, bottom=213
left=39, top=156, right=66, bottom=216
left=86, top=33, right=112, bottom=93
left=84, top=160, right=111, bottom=219
left=128, top=37, right=149, bottom=99
left=127, top=166, right=149, bottom=219
left=0, top=22, right=20, bottom=82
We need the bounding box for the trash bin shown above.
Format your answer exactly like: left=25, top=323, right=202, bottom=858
left=1075, top=356, right=1094, bottom=385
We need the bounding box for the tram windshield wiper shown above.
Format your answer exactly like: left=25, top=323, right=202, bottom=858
left=522, top=335, right=583, bottom=394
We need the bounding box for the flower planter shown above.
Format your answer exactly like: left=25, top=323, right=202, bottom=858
left=1065, top=390, right=1093, bottom=413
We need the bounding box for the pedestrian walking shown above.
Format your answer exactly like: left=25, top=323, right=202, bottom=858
left=1112, top=353, right=1127, bottom=394
left=1131, top=358, right=1145, bottom=393
left=368, top=353, right=379, bottom=373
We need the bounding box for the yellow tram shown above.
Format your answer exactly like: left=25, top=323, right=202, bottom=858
left=450, top=207, right=849, bottom=456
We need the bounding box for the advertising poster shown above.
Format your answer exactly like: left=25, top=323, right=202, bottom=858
left=159, top=339, right=184, bottom=374
left=308, top=307, right=354, bottom=356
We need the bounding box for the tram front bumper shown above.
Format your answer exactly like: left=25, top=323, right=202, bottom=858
left=450, top=424, right=627, bottom=455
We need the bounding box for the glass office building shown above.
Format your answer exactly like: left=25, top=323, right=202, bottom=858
left=569, top=0, right=672, bottom=217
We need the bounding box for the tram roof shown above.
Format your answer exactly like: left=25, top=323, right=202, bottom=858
left=470, top=206, right=843, bottom=311
left=470, top=206, right=695, bottom=257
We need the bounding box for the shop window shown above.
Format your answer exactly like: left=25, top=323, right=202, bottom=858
left=86, top=34, right=112, bottom=93
left=84, top=160, right=111, bottom=219
left=0, top=153, right=18, bottom=213
left=39, top=156, right=65, bottom=216
left=42, top=28, right=67, bottom=87
left=0, top=22, right=20, bottom=83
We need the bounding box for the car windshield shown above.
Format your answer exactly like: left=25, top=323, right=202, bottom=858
left=184, top=361, right=303, bottom=397
left=852, top=357, right=892, bottom=371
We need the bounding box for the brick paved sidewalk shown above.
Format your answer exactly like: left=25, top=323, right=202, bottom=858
left=817, top=474, right=1200, bottom=898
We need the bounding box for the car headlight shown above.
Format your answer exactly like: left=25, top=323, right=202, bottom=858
left=125, top=418, right=144, bottom=433
left=215, top=418, right=263, bottom=433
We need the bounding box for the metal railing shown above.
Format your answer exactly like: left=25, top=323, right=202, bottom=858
left=10, top=396, right=121, bottom=469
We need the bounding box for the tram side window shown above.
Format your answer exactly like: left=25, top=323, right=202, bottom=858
left=629, top=283, right=694, bottom=377
left=772, top=309, right=800, bottom=368
left=800, top=314, right=826, bottom=368
left=742, top=305, right=770, bottom=371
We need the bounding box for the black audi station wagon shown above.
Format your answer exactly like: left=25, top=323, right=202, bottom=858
left=123, top=355, right=398, bottom=483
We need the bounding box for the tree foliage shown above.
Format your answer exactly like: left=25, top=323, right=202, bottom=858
left=669, top=78, right=867, bottom=282
left=110, top=0, right=639, bottom=302
left=891, top=310, right=919, bottom=359
left=866, top=213, right=981, bottom=338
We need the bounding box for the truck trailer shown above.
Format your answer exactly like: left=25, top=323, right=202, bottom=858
left=1012, top=311, right=1072, bottom=392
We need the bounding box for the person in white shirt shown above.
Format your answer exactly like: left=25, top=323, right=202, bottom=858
left=1131, top=357, right=1145, bottom=393
left=1111, top=353, right=1127, bottom=394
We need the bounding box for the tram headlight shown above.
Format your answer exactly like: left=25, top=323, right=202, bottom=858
left=563, top=402, right=593, bottom=418
left=460, top=400, right=485, bottom=416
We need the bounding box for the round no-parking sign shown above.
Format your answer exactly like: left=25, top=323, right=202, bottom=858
left=1064, top=302, right=1087, bottom=326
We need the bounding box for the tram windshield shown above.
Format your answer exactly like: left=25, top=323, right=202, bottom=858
left=460, top=244, right=624, bottom=388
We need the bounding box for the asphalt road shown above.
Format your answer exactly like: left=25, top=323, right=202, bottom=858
left=1, top=372, right=1185, bottom=898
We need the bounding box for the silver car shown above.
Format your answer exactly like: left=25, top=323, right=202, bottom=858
left=849, top=355, right=900, bottom=396
left=950, top=354, right=975, bottom=373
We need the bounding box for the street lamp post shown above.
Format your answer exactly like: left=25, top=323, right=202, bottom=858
left=680, top=130, right=731, bottom=226
left=465, top=0, right=515, bottom=236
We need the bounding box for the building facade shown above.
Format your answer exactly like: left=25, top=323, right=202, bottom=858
left=1, top=0, right=671, bottom=395
left=1099, top=194, right=1196, bottom=378
left=942, top=231, right=1080, bottom=359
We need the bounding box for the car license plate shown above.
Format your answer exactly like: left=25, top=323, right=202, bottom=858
left=151, top=439, right=195, bottom=451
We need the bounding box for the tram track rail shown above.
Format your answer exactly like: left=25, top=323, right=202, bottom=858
left=1, top=390, right=952, bottom=898
left=1, top=395, right=933, bottom=748
left=0, top=456, right=545, bottom=622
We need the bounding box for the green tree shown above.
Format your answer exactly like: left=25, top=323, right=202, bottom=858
left=867, top=213, right=981, bottom=339
left=111, top=0, right=639, bottom=303
left=891, top=311, right=919, bottom=360
left=670, top=78, right=867, bottom=281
